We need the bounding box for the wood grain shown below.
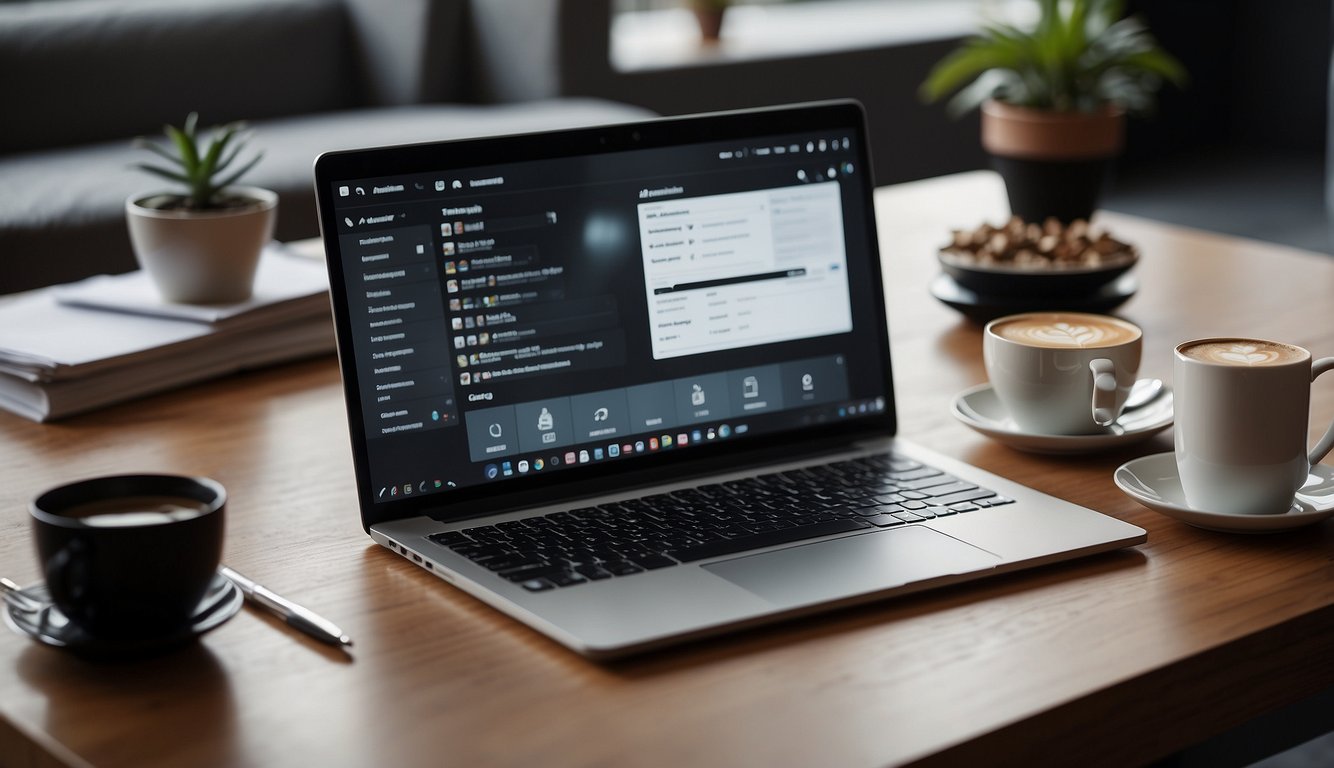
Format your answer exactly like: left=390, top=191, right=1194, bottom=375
left=2, top=171, right=1332, bottom=768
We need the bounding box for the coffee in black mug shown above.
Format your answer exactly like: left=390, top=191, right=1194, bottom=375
left=30, top=474, right=225, bottom=640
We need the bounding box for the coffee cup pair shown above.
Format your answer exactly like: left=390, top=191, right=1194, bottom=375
left=28, top=475, right=226, bottom=641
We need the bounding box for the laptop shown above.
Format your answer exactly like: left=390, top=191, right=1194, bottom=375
left=313, top=101, right=1145, bottom=658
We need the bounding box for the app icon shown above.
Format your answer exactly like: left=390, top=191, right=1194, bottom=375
left=435, top=180, right=446, bottom=191
left=706, top=428, right=716, bottom=440
left=662, top=435, right=673, bottom=447
left=608, top=444, right=620, bottom=458
left=692, top=430, right=702, bottom=443
left=623, top=443, right=633, bottom=455
left=719, top=424, right=731, bottom=438
left=593, top=448, right=604, bottom=460
left=634, top=441, right=645, bottom=453
left=403, top=483, right=413, bottom=495
left=802, top=373, right=814, bottom=391
left=649, top=438, right=659, bottom=450
left=537, top=407, right=554, bottom=431
left=533, top=459, right=544, bottom=471
left=593, top=406, right=609, bottom=422
left=579, top=450, right=590, bottom=463
left=678, top=433, right=689, bottom=445
left=691, top=384, right=706, bottom=406
left=391, top=486, right=398, bottom=496
left=565, top=451, right=577, bottom=464
left=434, top=480, right=443, bottom=488
left=338, top=186, right=349, bottom=197
left=518, top=460, right=529, bottom=473
left=489, top=423, right=503, bottom=438
left=742, top=376, right=759, bottom=398
left=502, top=461, right=513, bottom=476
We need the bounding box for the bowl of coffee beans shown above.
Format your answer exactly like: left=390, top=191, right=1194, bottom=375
left=938, top=216, right=1137, bottom=297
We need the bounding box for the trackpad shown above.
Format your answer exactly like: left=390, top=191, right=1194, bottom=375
left=703, top=526, right=1000, bottom=607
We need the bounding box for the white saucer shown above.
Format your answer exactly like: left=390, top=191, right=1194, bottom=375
left=950, top=382, right=1173, bottom=454
left=1115, top=452, right=1334, bottom=533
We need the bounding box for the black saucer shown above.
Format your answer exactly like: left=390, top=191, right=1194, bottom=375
left=3, top=572, right=242, bottom=660
left=929, top=271, right=1138, bottom=323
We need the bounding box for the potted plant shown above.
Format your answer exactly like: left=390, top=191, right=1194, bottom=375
left=127, top=113, right=274, bottom=303
left=921, top=0, right=1186, bottom=223
left=689, top=0, right=731, bottom=45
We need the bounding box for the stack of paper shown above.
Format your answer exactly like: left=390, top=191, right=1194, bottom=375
left=0, top=245, right=336, bottom=422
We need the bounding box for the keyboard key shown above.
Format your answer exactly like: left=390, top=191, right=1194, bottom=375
left=896, top=475, right=960, bottom=491
left=949, top=503, right=979, bottom=513
left=628, top=553, right=677, bottom=570
left=923, top=481, right=980, bottom=498
left=933, top=488, right=998, bottom=506
left=575, top=564, right=613, bottom=581
left=521, top=579, right=554, bottom=592
left=864, top=514, right=906, bottom=527
left=602, top=561, right=645, bottom=577
left=891, top=512, right=925, bottom=523
left=667, top=519, right=870, bottom=563
left=548, top=571, right=586, bottom=588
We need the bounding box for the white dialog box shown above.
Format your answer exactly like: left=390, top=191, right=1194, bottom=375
left=638, top=182, right=853, bottom=360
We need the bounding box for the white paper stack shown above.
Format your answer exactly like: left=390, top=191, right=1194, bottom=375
left=0, top=244, right=336, bottom=422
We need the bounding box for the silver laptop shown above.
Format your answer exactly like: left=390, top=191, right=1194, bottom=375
left=314, top=101, right=1145, bottom=658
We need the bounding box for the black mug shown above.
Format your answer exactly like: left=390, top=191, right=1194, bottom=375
left=31, top=474, right=226, bottom=640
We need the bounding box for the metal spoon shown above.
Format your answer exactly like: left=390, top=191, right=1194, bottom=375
left=1123, top=378, right=1166, bottom=413
left=1, top=577, right=42, bottom=613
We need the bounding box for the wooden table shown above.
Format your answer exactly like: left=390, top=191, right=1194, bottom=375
left=3, top=171, right=1332, bottom=768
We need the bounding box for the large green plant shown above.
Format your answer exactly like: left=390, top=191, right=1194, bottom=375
left=133, top=113, right=264, bottom=210
left=921, top=0, right=1186, bottom=116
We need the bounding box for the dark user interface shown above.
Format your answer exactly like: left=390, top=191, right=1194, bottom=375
left=331, top=129, right=888, bottom=502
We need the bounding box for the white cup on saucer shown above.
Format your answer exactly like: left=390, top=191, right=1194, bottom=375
left=983, top=312, right=1142, bottom=435
left=1174, top=338, right=1334, bottom=515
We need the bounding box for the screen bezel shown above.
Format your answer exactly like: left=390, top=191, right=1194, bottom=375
left=313, top=100, right=897, bottom=531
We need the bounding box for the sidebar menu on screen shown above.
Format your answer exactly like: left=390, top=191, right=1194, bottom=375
left=340, top=225, right=458, bottom=440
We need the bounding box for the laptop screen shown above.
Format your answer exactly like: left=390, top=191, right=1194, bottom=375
left=316, top=102, right=894, bottom=522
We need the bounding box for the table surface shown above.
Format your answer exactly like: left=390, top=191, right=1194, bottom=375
left=3, top=171, right=1333, bottom=768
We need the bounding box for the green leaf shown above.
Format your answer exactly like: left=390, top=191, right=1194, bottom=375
left=133, top=138, right=188, bottom=169
left=131, top=163, right=191, bottom=184
left=164, top=123, right=200, bottom=177
left=212, top=151, right=264, bottom=192
left=921, top=39, right=1023, bottom=102
left=183, top=112, right=199, bottom=142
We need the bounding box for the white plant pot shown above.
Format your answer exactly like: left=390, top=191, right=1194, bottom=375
left=126, top=186, right=277, bottom=303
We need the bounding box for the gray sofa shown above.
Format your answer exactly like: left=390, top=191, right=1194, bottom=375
left=0, top=0, right=652, bottom=294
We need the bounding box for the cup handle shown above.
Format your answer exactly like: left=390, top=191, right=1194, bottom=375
left=1309, top=357, right=1334, bottom=465
left=1090, top=358, right=1119, bottom=427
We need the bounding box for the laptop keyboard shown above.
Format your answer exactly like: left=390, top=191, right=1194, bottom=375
left=426, top=453, right=1012, bottom=593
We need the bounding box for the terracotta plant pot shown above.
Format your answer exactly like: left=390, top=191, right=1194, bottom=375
left=981, top=100, right=1124, bottom=223
left=126, top=186, right=277, bottom=304
left=692, top=6, right=725, bottom=44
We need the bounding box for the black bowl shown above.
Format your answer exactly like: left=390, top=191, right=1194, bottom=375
left=937, top=249, right=1137, bottom=298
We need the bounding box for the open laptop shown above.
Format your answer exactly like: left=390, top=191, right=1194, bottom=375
left=313, top=101, right=1145, bottom=658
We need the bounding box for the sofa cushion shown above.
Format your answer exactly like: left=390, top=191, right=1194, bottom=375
left=0, top=0, right=357, bottom=155
left=0, top=99, right=655, bottom=293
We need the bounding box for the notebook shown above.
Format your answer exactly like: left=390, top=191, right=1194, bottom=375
left=313, top=101, right=1145, bottom=658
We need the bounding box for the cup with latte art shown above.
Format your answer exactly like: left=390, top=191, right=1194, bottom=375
left=984, top=312, right=1142, bottom=435
left=1174, top=338, right=1334, bottom=515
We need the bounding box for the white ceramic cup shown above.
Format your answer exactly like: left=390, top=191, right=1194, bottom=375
left=983, top=312, right=1142, bottom=435
left=1174, top=338, right=1334, bottom=515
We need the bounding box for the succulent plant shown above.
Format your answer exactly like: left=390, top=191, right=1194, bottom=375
left=133, top=113, right=264, bottom=210
left=921, top=0, right=1187, bottom=116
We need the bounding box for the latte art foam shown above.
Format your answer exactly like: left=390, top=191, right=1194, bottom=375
left=1180, top=339, right=1304, bottom=366
left=992, top=313, right=1138, bottom=349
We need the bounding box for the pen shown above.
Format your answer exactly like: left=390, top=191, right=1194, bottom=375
left=220, top=566, right=353, bottom=649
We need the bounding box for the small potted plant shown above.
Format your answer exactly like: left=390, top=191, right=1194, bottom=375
left=689, top=0, right=731, bottom=45
left=127, top=113, right=275, bottom=303
left=921, top=0, right=1186, bottom=223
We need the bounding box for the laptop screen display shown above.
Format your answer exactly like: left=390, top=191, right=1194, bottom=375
left=319, top=104, right=892, bottom=509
